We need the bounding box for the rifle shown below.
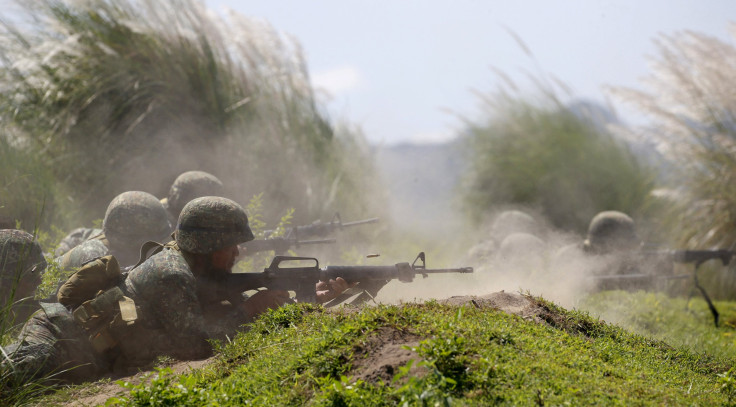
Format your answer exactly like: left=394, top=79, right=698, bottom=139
left=657, top=249, right=735, bottom=327
left=592, top=249, right=736, bottom=327
left=240, top=237, right=336, bottom=256
left=264, top=213, right=379, bottom=239
left=224, top=252, right=473, bottom=305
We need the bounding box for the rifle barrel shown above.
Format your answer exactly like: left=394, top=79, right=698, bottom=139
left=421, top=267, right=474, bottom=274
left=298, top=238, right=337, bottom=245
left=341, top=218, right=380, bottom=227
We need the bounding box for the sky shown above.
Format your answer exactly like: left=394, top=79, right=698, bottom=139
left=206, top=0, right=734, bottom=146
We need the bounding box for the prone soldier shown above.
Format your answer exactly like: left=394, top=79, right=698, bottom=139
left=0, top=230, right=47, bottom=324
left=56, top=191, right=172, bottom=272
left=53, top=171, right=223, bottom=257
left=160, top=170, right=225, bottom=228
left=1, top=197, right=349, bottom=388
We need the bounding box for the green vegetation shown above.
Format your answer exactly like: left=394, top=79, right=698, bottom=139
left=67, top=299, right=729, bottom=406
left=611, top=30, right=736, bottom=250
left=0, top=0, right=381, bottom=231
left=581, top=290, right=736, bottom=360
left=460, top=92, right=655, bottom=233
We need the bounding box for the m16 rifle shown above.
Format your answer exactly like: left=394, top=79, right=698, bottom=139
left=592, top=249, right=736, bottom=327
left=264, top=213, right=379, bottom=239
left=224, top=252, right=473, bottom=306
left=240, top=237, right=336, bottom=256
left=653, top=249, right=735, bottom=327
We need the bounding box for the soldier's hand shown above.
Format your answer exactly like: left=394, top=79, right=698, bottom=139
left=241, top=289, right=292, bottom=320
left=316, top=277, right=357, bottom=304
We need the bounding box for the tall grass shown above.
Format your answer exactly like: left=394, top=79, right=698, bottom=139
left=610, top=28, right=736, bottom=248
left=460, top=85, right=656, bottom=233
left=0, top=0, right=382, bottom=230
left=609, top=28, right=736, bottom=298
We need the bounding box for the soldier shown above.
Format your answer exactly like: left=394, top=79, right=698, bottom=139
left=1, top=197, right=348, bottom=387
left=161, top=171, right=225, bottom=227
left=1, top=303, right=105, bottom=389
left=1, top=197, right=275, bottom=387
left=0, top=230, right=47, bottom=324
left=582, top=210, right=640, bottom=255
left=56, top=191, right=172, bottom=272
left=551, top=210, right=648, bottom=291
left=52, top=171, right=222, bottom=257
left=120, top=196, right=331, bottom=364
left=467, top=210, right=540, bottom=263
left=494, top=232, right=546, bottom=279
left=54, top=227, right=103, bottom=257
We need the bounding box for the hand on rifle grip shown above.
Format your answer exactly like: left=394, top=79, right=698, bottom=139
left=316, top=277, right=358, bottom=303
left=241, top=289, right=293, bottom=320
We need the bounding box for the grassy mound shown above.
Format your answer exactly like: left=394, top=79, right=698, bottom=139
left=72, top=297, right=736, bottom=406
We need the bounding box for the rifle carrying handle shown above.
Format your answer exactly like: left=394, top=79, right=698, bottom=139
left=267, top=256, right=319, bottom=270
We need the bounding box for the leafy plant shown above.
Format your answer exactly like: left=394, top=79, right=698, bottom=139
left=461, top=91, right=656, bottom=232
left=610, top=29, right=736, bottom=249
left=0, top=0, right=382, bottom=232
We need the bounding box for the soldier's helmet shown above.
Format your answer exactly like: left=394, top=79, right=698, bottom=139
left=491, top=210, right=538, bottom=241
left=103, top=191, right=172, bottom=248
left=176, top=196, right=254, bottom=254
left=0, top=229, right=46, bottom=276
left=166, top=171, right=224, bottom=219
left=583, top=211, right=639, bottom=254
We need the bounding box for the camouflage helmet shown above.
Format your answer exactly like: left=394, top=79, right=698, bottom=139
left=491, top=210, right=538, bottom=241
left=102, top=191, right=172, bottom=248
left=583, top=211, right=639, bottom=254
left=0, top=229, right=46, bottom=277
left=176, top=196, right=254, bottom=254
left=166, top=171, right=224, bottom=219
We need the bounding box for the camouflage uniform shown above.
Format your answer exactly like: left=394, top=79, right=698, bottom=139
left=161, top=171, right=224, bottom=227
left=495, top=232, right=546, bottom=278
left=467, top=210, right=540, bottom=263
left=1, top=302, right=105, bottom=385
left=54, top=227, right=102, bottom=257
left=551, top=211, right=654, bottom=291
left=56, top=191, right=171, bottom=271
left=1, top=229, right=46, bottom=324
left=122, top=244, right=247, bottom=362
left=121, top=197, right=255, bottom=363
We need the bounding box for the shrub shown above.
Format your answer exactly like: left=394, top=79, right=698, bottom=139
left=460, top=89, right=655, bottom=233
left=0, top=0, right=381, bottom=230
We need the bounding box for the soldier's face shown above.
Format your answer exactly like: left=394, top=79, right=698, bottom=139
left=210, top=244, right=240, bottom=272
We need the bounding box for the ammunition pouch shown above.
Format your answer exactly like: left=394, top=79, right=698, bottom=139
left=72, top=286, right=139, bottom=354
left=58, top=254, right=141, bottom=355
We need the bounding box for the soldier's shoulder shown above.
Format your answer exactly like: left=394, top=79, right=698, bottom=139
left=128, top=248, right=192, bottom=284
left=58, top=238, right=110, bottom=270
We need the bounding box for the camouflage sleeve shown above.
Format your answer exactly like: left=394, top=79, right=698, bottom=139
left=2, top=303, right=102, bottom=384
left=57, top=239, right=109, bottom=271
left=148, top=274, right=212, bottom=360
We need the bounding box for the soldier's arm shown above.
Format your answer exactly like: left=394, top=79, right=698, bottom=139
left=150, top=274, right=212, bottom=359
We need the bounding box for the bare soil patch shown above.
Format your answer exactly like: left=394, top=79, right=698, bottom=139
left=349, top=327, right=426, bottom=384
left=59, top=357, right=213, bottom=407
left=438, top=291, right=543, bottom=321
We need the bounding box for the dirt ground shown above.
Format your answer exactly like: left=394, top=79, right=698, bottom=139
left=60, top=358, right=213, bottom=407
left=62, top=291, right=540, bottom=406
